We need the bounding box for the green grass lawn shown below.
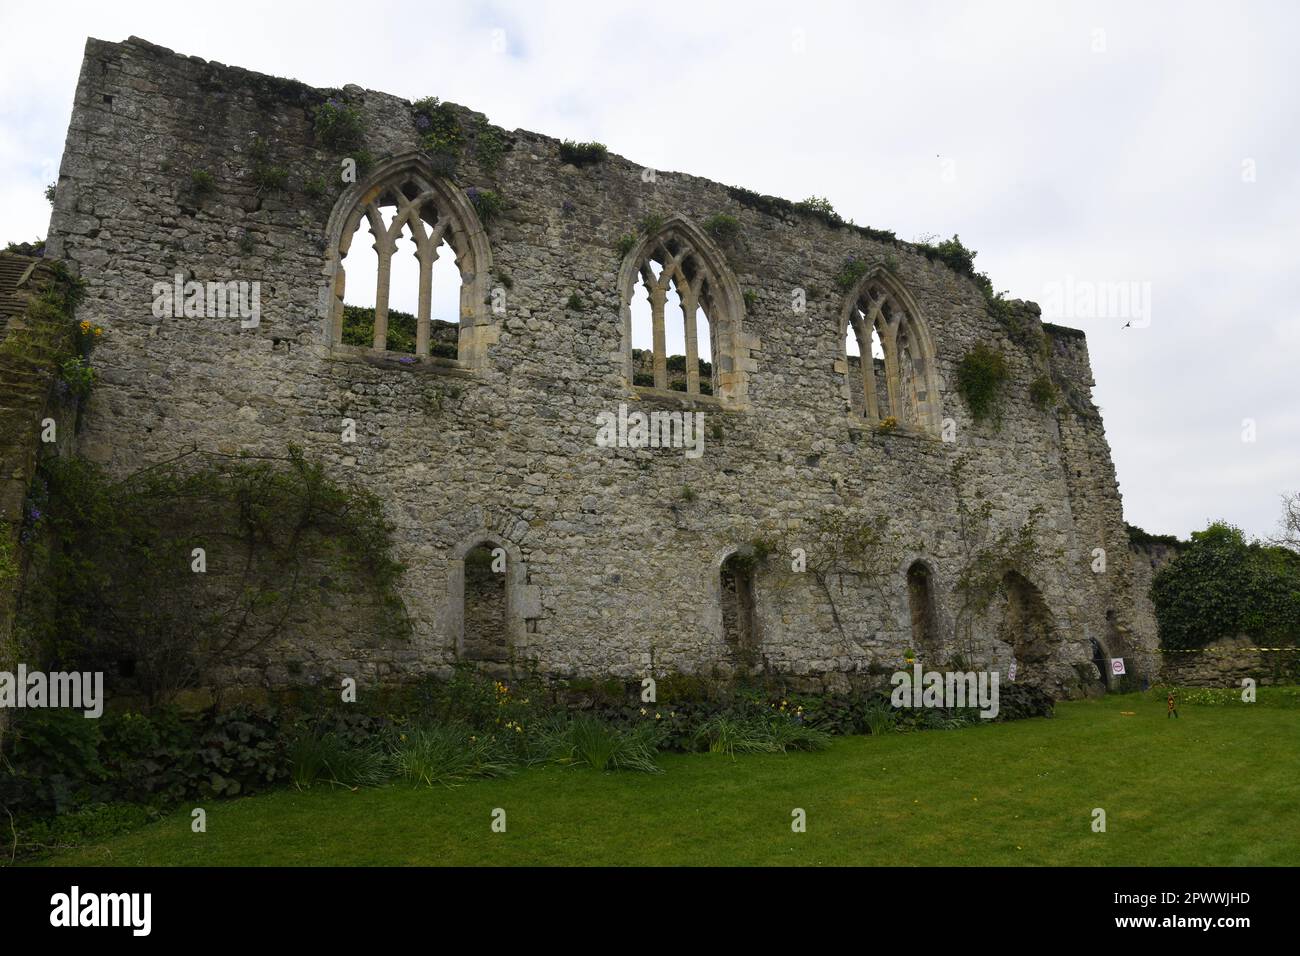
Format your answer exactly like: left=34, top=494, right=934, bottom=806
left=38, top=691, right=1300, bottom=866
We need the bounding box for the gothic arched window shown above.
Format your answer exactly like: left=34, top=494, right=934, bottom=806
left=618, top=217, right=756, bottom=405
left=323, top=153, right=494, bottom=366
left=841, top=270, right=941, bottom=434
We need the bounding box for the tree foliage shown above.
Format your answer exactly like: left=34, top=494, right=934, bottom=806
left=1150, top=521, right=1300, bottom=650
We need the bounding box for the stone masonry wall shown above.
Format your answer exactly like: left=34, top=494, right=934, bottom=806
left=42, top=36, right=1158, bottom=697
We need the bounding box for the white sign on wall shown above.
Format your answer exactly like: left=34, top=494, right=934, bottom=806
left=1110, top=658, right=1126, bottom=676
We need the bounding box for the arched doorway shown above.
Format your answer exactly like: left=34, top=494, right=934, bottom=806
left=463, top=543, right=508, bottom=662
left=1000, top=570, right=1058, bottom=677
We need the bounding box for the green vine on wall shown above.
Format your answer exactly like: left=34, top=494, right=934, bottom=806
left=956, top=343, right=1010, bottom=425
left=15, top=447, right=411, bottom=705
left=751, top=513, right=901, bottom=646
left=948, top=456, right=1054, bottom=666
left=474, top=118, right=506, bottom=172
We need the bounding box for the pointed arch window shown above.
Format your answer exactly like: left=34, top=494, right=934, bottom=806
left=841, top=271, right=942, bottom=434
left=618, top=217, right=757, bottom=405
left=323, top=153, right=494, bottom=366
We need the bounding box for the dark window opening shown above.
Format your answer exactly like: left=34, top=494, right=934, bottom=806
left=907, top=561, right=941, bottom=662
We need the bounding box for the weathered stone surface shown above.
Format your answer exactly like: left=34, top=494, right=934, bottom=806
left=38, top=36, right=1160, bottom=697
left=1160, top=636, right=1300, bottom=687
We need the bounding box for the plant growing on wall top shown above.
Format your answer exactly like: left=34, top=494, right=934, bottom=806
left=313, top=95, right=366, bottom=152
left=558, top=140, right=608, bottom=167
left=912, top=234, right=1043, bottom=351
left=412, top=96, right=464, bottom=160
left=795, top=195, right=838, bottom=219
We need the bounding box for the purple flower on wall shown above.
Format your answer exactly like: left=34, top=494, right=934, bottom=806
left=415, top=114, right=430, bottom=131
left=398, top=356, right=416, bottom=364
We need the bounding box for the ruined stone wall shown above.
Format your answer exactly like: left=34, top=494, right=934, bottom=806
left=1159, top=637, right=1300, bottom=687
left=43, top=36, right=1158, bottom=697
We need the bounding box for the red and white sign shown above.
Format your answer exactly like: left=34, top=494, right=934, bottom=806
left=1110, top=658, right=1126, bottom=676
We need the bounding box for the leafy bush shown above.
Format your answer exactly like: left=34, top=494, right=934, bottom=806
left=703, top=213, right=740, bottom=244
left=289, top=730, right=390, bottom=789
left=392, top=724, right=513, bottom=787
left=558, top=140, right=608, bottom=167
left=194, top=708, right=289, bottom=797
left=956, top=343, right=1010, bottom=424
left=412, top=97, right=463, bottom=158
left=314, top=96, right=366, bottom=151
left=990, top=683, right=1055, bottom=721
left=1151, top=521, right=1300, bottom=650
left=466, top=187, right=503, bottom=225
left=1028, top=374, right=1059, bottom=410
left=550, top=716, right=664, bottom=773
left=834, top=255, right=869, bottom=292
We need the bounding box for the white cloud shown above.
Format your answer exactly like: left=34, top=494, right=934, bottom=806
left=1, top=0, right=1297, bottom=539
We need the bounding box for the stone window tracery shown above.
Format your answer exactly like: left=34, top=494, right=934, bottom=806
left=618, top=217, right=757, bottom=405
left=841, top=272, right=941, bottom=434
left=323, top=153, right=494, bottom=366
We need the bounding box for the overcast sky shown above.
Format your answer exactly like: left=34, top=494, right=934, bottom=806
left=2, top=0, right=1296, bottom=542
